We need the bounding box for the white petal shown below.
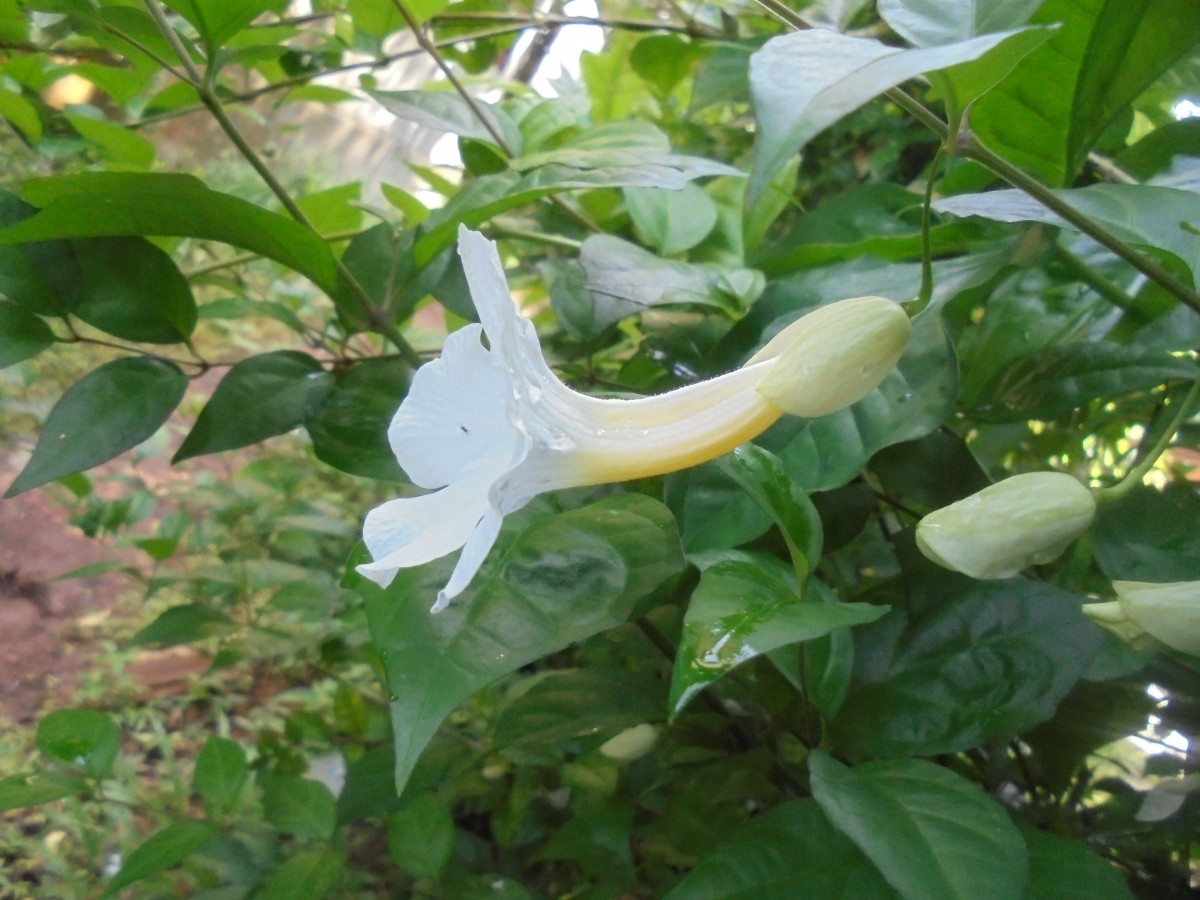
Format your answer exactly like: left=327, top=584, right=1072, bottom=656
left=357, top=459, right=506, bottom=588
left=388, top=323, right=526, bottom=490
left=431, top=505, right=507, bottom=613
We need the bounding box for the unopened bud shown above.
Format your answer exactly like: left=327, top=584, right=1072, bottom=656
left=916, top=472, right=1095, bottom=579
left=598, top=723, right=658, bottom=762
left=1084, top=581, right=1200, bottom=656
left=754, top=296, right=911, bottom=418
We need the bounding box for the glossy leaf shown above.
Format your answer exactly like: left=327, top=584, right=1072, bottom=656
left=663, top=799, right=900, bottom=899
left=0, top=174, right=346, bottom=303
left=0, top=300, right=53, bottom=368
left=968, top=0, right=1200, bottom=186
left=809, top=751, right=1028, bottom=900
left=831, top=577, right=1104, bottom=758
left=174, top=351, right=334, bottom=461
left=350, top=493, right=684, bottom=794
left=6, top=356, right=186, bottom=497
left=192, top=737, right=248, bottom=815
left=0, top=772, right=89, bottom=811
left=305, top=357, right=409, bottom=481
left=1024, top=829, right=1134, bottom=900
left=716, top=444, right=823, bottom=583
left=934, top=185, right=1200, bottom=284
left=261, top=775, right=337, bottom=840
left=665, top=460, right=773, bottom=553
left=878, top=0, right=1045, bottom=46
left=102, top=821, right=219, bottom=897
left=36, top=709, right=120, bottom=779
left=669, top=559, right=887, bottom=719
left=747, top=28, right=1044, bottom=204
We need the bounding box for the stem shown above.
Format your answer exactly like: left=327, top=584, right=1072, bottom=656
left=1095, top=377, right=1200, bottom=503
left=1052, top=244, right=1138, bottom=311
left=908, top=147, right=943, bottom=316
left=749, top=0, right=1200, bottom=316
left=488, top=224, right=583, bottom=251
left=143, top=0, right=421, bottom=368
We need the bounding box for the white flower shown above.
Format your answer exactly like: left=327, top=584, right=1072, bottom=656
left=358, top=227, right=910, bottom=612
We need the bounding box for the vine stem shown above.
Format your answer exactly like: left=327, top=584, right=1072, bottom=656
left=1094, top=377, right=1200, bottom=503
left=141, top=0, right=421, bottom=368
left=749, top=0, right=1200, bottom=316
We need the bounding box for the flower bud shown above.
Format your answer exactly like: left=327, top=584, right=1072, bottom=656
left=916, top=472, right=1096, bottom=579
left=598, top=723, right=659, bottom=762
left=754, top=296, right=911, bottom=418
left=1084, top=581, right=1200, bottom=656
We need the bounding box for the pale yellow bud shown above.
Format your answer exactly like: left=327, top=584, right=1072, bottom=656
left=753, top=296, right=911, bottom=418
left=916, top=472, right=1096, bottom=579
left=598, top=723, right=659, bottom=762
left=1089, top=581, right=1200, bottom=656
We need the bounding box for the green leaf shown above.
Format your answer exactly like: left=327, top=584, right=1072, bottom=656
left=368, top=89, right=521, bottom=155
left=934, top=184, right=1200, bottom=285
left=1023, top=829, right=1134, bottom=900
left=305, top=357, right=409, bottom=481
left=808, top=751, right=1028, bottom=900
left=1092, top=486, right=1200, bottom=582
left=349, top=0, right=446, bottom=36
left=664, top=799, right=900, bottom=899
left=0, top=301, right=53, bottom=368
left=386, top=793, right=456, bottom=879
left=878, top=0, right=1045, bottom=46
left=161, top=0, right=284, bottom=49
left=197, top=297, right=304, bottom=332
left=102, top=821, right=219, bottom=897
left=65, top=112, right=155, bottom=169
left=625, top=184, right=719, bottom=256
left=294, top=182, right=363, bottom=235
left=493, top=668, right=664, bottom=758
left=630, top=34, right=705, bottom=98
left=6, top=356, right=187, bottom=497
left=0, top=188, right=71, bottom=316
left=261, top=775, right=337, bottom=840
left=36, top=708, right=120, bottom=779
left=0, top=174, right=345, bottom=304
left=716, top=444, right=823, bottom=584
left=664, top=460, right=773, bottom=553
left=0, top=87, right=42, bottom=142
left=747, top=28, right=1043, bottom=204
left=669, top=559, right=887, bottom=719
left=70, top=237, right=198, bottom=343
left=193, top=737, right=248, bottom=815
left=968, top=0, right=1200, bottom=186
left=831, top=576, right=1104, bottom=758
left=580, top=30, right=643, bottom=123
left=350, top=493, right=684, bottom=795
left=174, top=351, right=334, bottom=461
left=0, top=772, right=90, bottom=811
left=258, top=848, right=345, bottom=900
left=130, top=604, right=237, bottom=647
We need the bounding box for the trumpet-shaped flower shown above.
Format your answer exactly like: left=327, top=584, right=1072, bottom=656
left=359, top=227, right=910, bottom=611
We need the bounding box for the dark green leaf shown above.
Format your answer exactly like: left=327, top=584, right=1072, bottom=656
left=386, top=793, right=455, bottom=879
left=261, top=775, right=337, bottom=840
left=1, top=174, right=345, bottom=304
left=161, top=0, right=285, bottom=49
left=717, top=444, right=823, bottom=583
left=969, top=0, right=1200, bottom=185
left=831, top=577, right=1104, bottom=758
left=193, top=737, right=248, bottom=815
left=1023, top=829, right=1134, bottom=899
left=36, top=708, right=120, bottom=779
left=670, top=559, right=887, bottom=718
left=305, top=357, right=409, bottom=481
left=174, top=351, right=333, bottom=461
left=6, top=356, right=187, bottom=497
left=129, top=604, right=237, bottom=647
left=630, top=34, right=705, bottom=97
left=258, top=848, right=345, bottom=900
left=665, top=460, right=773, bottom=553
left=350, top=493, right=684, bottom=794
left=102, top=821, right=218, bottom=897
left=0, top=772, right=90, bottom=811
left=808, top=751, right=1028, bottom=900
left=1092, top=486, right=1200, bottom=581
left=197, top=296, right=305, bottom=332
left=0, top=300, right=54, bottom=368
left=664, top=799, right=900, bottom=899
left=870, top=430, right=990, bottom=510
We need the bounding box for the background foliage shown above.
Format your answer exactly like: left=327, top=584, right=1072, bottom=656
left=1, top=0, right=1198, bottom=896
